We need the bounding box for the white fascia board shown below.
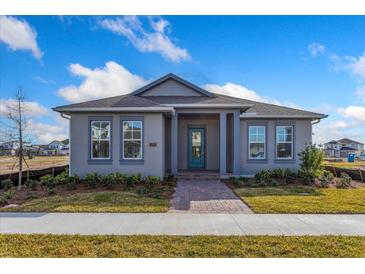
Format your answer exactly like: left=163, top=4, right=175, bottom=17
left=54, top=107, right=175, bottom=113
left=162, top=104, right=253, bottom=108
left=240, top=114, right=327, bottom=119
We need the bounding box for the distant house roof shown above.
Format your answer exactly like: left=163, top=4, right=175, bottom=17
left=48, top=140, right=64, bottom=146
left=62, top=139, right=69, bottom=145
left=338, top=138, right=364, bottom=145
left=53, top=73, right=327, bottom=120
left=325, top=140, right=339, bottom=145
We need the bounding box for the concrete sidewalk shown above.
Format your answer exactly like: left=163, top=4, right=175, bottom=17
left=1, top=212, right=365, bottom=236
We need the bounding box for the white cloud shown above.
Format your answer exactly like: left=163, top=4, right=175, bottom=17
left=338, top=105, right=365, bottom=123
left=58, top=61, right=148, bottom=103
left=356, top=86, right=365, bottom=101
left=26, top=115, right=68, bottom=144
left=0, top=16, right=42, bottom=59
left=204, top=82, right=283, bottom=105
left=307, top=42, right=325, bottom=57
left=99, top=16, right=190, bottom=63
left=0, top=99, right=49, bottom=117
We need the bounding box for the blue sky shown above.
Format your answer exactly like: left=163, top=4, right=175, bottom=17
left=1, top=16, right=364, bottom=144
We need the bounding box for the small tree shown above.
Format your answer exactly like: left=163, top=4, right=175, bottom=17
left=298, top=143, right=324, bottom=182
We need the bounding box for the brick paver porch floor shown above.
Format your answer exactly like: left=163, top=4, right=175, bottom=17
left=169, top=180, right=253, bottom=213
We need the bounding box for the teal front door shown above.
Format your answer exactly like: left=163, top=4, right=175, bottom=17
left=188, top=128, right=205, bottom=169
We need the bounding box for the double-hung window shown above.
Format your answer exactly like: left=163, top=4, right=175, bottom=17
left=122, top=120, right=143, bottom=160
left=248, top=126, right=266, bottom=160
left=91, top=121, right=111, bottom=159
left=276, top=126, right=293, bottom=159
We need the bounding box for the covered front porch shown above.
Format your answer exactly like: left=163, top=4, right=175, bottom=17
left=165, top=109, right=242, bottom=176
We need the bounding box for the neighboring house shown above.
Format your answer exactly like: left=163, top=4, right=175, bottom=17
left=324, top=138, right=364, bottom=158
left=54, top=73, right=327, bottom=178
left=46, top=139, right=70, bottom=155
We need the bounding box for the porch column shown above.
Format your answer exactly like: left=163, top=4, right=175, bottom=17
left=233, top=111, right=241, bottom=175
left=219, top=112, right=227, bottom=176
left=171, top=112, right=178, bottom=175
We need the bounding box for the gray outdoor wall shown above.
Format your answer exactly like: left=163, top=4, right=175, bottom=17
left=177, top=114, right=220, bottom=171
left=240, top=119, right=312, bottom=175
left=69, top=112, right=165, bottom=179
left=140, top=79, right=203, bottom=97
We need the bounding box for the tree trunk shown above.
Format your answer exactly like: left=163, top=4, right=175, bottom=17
left=17, top=97, right=23, bottom=191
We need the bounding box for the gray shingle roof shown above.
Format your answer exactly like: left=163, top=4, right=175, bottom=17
left=54, top=74, right=327, bottom=119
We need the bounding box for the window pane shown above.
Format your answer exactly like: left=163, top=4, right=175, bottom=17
left=277, top=134, right=286, bottom=142
left=250, top=143, right=265, bottom=159
left=123, top=121, right=133, bottom=131
left=257, top=126, right=265, bottom=135
left=192, top=132, right=201, bottom=146
left=249, top=134, right=257, bottom=142
left=124, top=130, right=132, bottom=139
left=91, top=121, right=101, bottom=139
left=277, top=127, right=285, bottom=135
left=277, top=143, right=292, bottom=158
left=92, top=140, right=110, bottom=159
left=249, top=127, right=257, bottom=135
left=257, top=134, right=265, bottom=142
left=132, top=121, right=142, bottom=130
left=285, top=126, right=292, bottom=135
left=285, top=134, right=292, bottom=142
left=124, top=141, right=141, bottom=159
left=133, top=130, right=141, bottom=140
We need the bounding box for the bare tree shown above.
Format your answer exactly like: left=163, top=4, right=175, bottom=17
left=1, top=89, right=28, bottom=190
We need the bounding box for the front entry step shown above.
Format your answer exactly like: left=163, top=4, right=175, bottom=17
left=177, top=171, right=220, bottom=180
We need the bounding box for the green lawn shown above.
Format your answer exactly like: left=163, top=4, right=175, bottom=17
left=1, top=234, right=365, bottom=258
left=234, top=186, right=365, bottom=213
left=0, top=191, right=169, bottom=213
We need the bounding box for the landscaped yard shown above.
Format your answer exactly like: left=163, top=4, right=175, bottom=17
left=0, top=191, right=169, bottom=213
left=234, top=185, right=365, bottom=213
left=1, top=234, right=364, bottom=258
left=0, top=156, right=69, bottom=175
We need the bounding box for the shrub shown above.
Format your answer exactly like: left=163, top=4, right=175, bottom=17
left=25, top=179, right=39, bottom=190
left=319, top=170, right=334, bottom=188
left=298, top=143, right=324, bottom=182
left=127, top=173, right=142, bottom=187
left=145, top=176, right=160, bottom=187
left=102, top=174, right=117, bottom=189
left=85, top=173, right=100, bottom=189
left=0, top=190, right=14, bottom=204
left=114, top=172, right=127, bottom=185
left=336, top=172, right=352, bottom=188
left=40, top=175, right=56, bottom=194
left=254, top=170, right=272, bottom=186
left=136, top=186, right=151, bottom=195
left=54, top=170, right=68, bottom=185
left=1, top=179, right=14, bottom=191
left=66, top=175, right=79, bottom=190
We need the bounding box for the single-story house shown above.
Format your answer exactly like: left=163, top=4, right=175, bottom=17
left=54, top=73, right=327, bottom=179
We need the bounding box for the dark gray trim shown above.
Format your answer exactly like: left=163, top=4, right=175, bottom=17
left=274, top=121, right=296, bottom=162
left=247, top=122, right=268, bottom=163
left=120, top=115, right=145, bottom=165
left=131, top=73, right=213, bottom=97
left=88, top=116, right=113, bottom=164
left=187, top=124, right=207, bottom=170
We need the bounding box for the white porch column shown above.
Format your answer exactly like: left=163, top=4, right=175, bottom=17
left=233, top=111, right=241, bottom=175
left=219, top=112, right=227, bottom=176
left=171, top=113, right=178, bottom=175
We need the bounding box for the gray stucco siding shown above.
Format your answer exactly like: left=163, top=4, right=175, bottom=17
left=240, top=119, right=312, bottom=175
left=70, top=113, right=165, bottom=179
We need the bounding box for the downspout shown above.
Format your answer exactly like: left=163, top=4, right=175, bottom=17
left=59, top=112, right=71, bottom=175
left=311, top=119, right=320, bottom=125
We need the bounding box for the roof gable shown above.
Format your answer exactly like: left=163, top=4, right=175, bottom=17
left=131, top=73, right=213, bottom=97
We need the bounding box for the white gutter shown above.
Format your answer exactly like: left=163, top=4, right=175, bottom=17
left=60, top=113, right=70, bottom=120
left=311, top=119, right=321, bottom=125
left=240, top=114, right=327, bottom=119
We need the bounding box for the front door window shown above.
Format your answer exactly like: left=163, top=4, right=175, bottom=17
left=188, top=128, right=205, bottom=169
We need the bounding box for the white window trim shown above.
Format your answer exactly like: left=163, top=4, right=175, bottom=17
left=276, top=125, right=294, bottom=160
left=248, top=126, right=266, bottom=160
left=122, top=120, right=143, bottom=160
left=90, top=120, right=111, bottom=160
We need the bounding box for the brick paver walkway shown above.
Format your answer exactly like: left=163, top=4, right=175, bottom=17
left=169, top=180, right=253, bottom=213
